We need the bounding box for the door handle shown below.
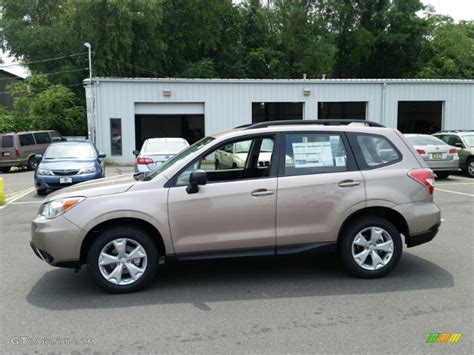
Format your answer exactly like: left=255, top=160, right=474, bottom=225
left=338, top=180, right=361, bottom=188
left=251, top=189, right=275, bottom=197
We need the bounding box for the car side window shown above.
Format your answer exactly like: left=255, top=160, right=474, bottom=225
left=50, top=131, right=64, bottom=142
left=355, top=134, right=401, bottom=168
left=448, top=135, right=462, bottom=147
left=19, top=134, right=36, bottom=146
left=175, top=137, right=274, bottom=186
left=284, top=133, right=348, bottom=176
left=34, top=132, right=51, bottom=144
left=1, top=135, right=14, bottom=148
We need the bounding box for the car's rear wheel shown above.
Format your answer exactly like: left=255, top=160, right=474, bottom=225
left=466, top=158, right=474, bottom=178
left=87, top=226, right=158, bottom=293
left=0, top=167, right=10, bottom=173
left=338, top=216, right=402, bottom=278
left=436, top=171, right=450, bottom=179
left=27, top=156, right=38, bottom=170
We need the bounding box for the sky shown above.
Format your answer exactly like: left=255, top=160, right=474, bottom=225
left=1, top=0, right=473, bottom=78
left=423, top=0, right=474, bottom=21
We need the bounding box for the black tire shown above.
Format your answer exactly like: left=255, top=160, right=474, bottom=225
left=215, top=159, right=220, bottom=170
left=465, top=158, right=474, bottom=178
left=37, top=189, right=47, bottom=196
left=338, top=216, right=402, bottom=278
left=27, top=156, right=38, bottom=170
left=232, top=163, right=237, bottom=169
left=87, top=226, right=159, bottom=293
left=0, top=167, right=10, bottom=173
left=436, top=172, right=450, bottom=179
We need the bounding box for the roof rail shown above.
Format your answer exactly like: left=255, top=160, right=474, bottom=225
left=435, top=129, right=474, bottom=133
left=244, top=119, right=385, bottom=130
left=233, top=123, right=254, bottom=129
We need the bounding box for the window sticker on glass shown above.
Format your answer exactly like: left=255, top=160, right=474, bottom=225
left=292, top=141, right=334, bottom=168
left=335, top=156, right=345, bottom=166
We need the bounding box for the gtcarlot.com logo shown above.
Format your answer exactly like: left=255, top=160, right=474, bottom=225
left=426, top=333, right=462, bottom=344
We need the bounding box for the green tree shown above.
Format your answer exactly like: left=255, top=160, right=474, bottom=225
left=418, top=18, right=474, bottom=78
left=7, top=74, right=85, bottom=135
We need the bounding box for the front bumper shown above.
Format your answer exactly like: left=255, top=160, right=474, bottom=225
left=405, top=223, right=440, bottom=248
left=31, top=214, right=84, bottom=267
left=35, top=172, right=102, bottom=190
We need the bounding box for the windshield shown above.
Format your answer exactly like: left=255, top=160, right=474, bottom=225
left=406, top=136, right=446, bottom=146
left=44, top=143, right=96, bottom=160
left=143, top=136, right=215, bottom=181
left=143, top=141, right=188, bottom=154
left=462, top=135, right=474, bottom=147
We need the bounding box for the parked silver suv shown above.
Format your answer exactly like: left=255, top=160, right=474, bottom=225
left=31, top=120, right=441, bottom=293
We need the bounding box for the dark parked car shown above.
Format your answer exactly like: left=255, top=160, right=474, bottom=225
left=0, top=130, right=65, bottom=173
left=34, top=141, right=106, bottom=195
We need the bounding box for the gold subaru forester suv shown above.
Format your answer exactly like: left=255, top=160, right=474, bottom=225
left=31, top=120, right=441, bottom=293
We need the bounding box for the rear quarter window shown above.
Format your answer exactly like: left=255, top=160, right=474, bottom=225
left=1, top=135, right=14, bottom=148
left=350, top=133, right=401, bottom=169
left=34, top=132, right=51, bottom=144
left=19, top=134, right=36, bottom=146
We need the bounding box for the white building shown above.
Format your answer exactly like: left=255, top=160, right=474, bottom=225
left=84, top=78, right=474, bottom=163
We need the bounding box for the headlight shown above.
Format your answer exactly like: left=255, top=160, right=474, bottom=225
left=37, top=167, right=53, bottom=176
left=40, top=197, right=85, bottom=219
left=78, top=166, right=96, bottom=174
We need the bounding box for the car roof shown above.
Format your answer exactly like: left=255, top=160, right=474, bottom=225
left=0, top=130, right=55, bottom=135
left=211, top=122, right=396, bottom=140
left=145, top=137, right=188, bottom=143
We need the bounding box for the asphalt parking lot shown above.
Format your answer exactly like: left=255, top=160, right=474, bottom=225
left=0, top=168, right=472, bottom=354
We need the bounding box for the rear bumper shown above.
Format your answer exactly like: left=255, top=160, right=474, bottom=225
left=405, top=223, right=440, bottom=248
left=424, top=158, right=459, bottom=171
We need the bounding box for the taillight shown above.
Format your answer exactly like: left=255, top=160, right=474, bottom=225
left=408, top=168, right=434, bottom=195
left=15, top=148, right=20, bottom=159
left=136, top=157, right=153, bottom=165
left=448, top=148, right=457, bottom=155
left=416, top=149, right=426, bottom=155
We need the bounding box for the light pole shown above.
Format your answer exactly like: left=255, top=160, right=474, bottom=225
left=84, top=42, right=95, bottom=144
left=84, top=42, right=92, bottom=81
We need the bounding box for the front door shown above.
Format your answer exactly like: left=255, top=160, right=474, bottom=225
left=168, top=136, right=278, bottom=255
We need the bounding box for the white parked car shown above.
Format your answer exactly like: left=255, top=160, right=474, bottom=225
left=215, top=139, right=273, bottom=169
left=404, top=134, right=459, bottom=179
left=133, top=138, right=189, bottom=173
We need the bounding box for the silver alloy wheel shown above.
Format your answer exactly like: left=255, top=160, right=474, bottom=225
left=98, top=238, right=148, bottom=285
left=468, top=161, right=474, bottom=176
left=351, top=226, right=394, bottom=271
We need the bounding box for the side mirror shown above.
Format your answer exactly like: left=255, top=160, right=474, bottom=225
left=455, top=142, right=463, bottom=148
left=133, top=150, right=139, bottom=157
left=34, top=154, right=43, bottom=162
left=186, top=169, right=207, bottom=194
left=98, top=152, right=106, bottom=158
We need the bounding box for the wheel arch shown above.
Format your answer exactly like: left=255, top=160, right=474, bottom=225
left=337, top=206, right=410, bottom=245
left=80, top=217, right=166, bottom=264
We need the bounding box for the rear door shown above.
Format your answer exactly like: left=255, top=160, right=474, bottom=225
left=0, top=134, right=16, bottom=165
left=276, top=132, right=365, bottom=249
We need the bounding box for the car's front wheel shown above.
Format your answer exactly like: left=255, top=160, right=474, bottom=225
left=87, top=226, right=158, bottom=293
left=338, top=216, right=402, bottom=278
left=27, top=156, right=38, bottom=170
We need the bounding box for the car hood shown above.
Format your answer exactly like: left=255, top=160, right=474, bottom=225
left=39, top=159, right=97, bottom=169
left=44, top=174, right=136, bottom=202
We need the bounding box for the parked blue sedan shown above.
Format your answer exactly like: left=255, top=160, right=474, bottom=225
left=34, top=141, right=106, bottom=195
